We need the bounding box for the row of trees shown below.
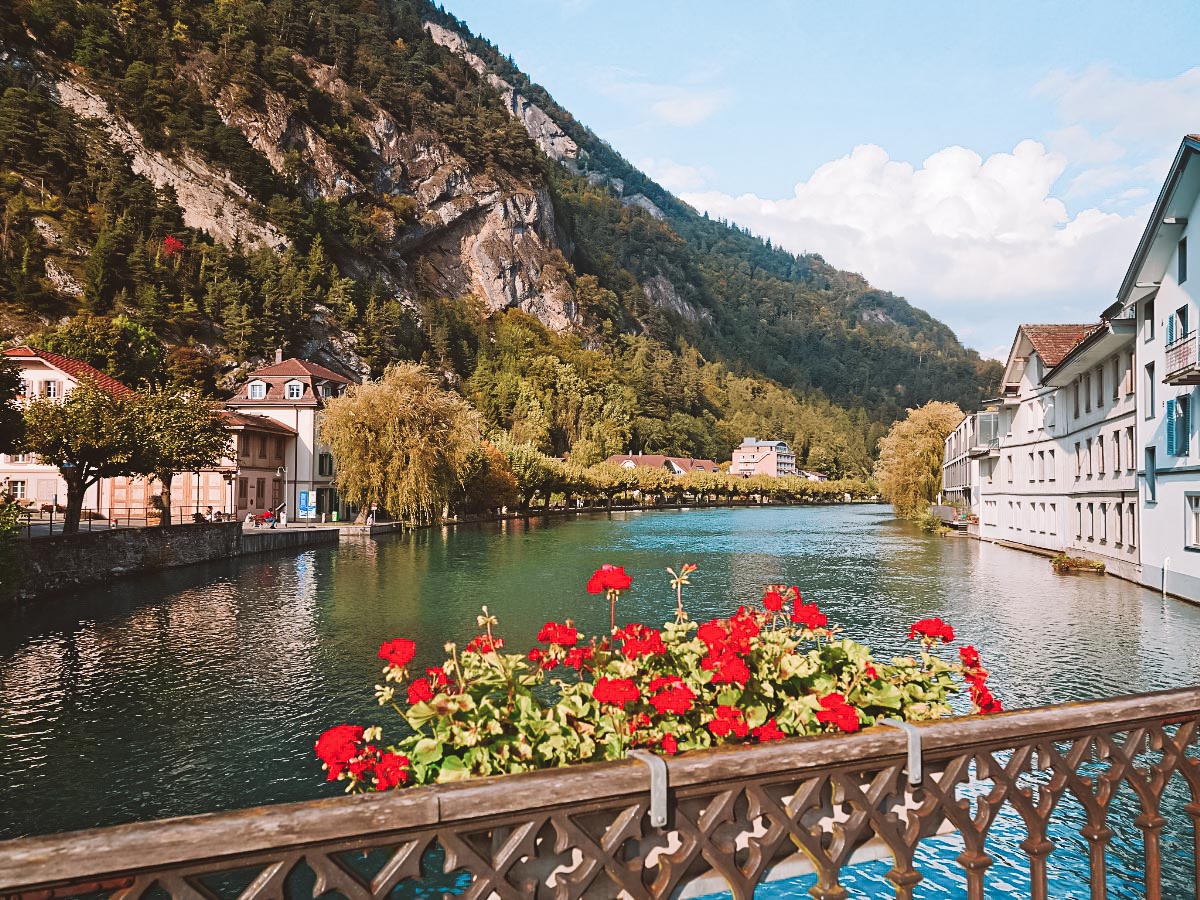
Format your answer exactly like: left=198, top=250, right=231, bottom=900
left=319, top=364, right=875, bottom=524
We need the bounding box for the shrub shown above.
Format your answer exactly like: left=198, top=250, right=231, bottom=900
left=316, top=567, right=1002, bottom=791
left=1051, top=554, right=1106, bottom=575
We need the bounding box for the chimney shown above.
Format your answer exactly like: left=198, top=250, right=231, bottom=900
left=275, top=348, right=284, bottom=364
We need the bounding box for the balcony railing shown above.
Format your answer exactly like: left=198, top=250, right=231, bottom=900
left=0, top=687, right=1197, bottom=899
left=1165, top=332, right=1200, bottom=385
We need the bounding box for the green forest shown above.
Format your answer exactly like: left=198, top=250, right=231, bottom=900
left=0, top=0, right=1001, bottom=475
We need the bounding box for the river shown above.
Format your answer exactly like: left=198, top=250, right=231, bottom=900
left=1, top=505, right=1198, bottom=896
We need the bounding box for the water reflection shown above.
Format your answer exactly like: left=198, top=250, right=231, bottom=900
left=0, top=506, right=1198, bottom=890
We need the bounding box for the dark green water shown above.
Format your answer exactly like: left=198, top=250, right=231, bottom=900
left=1, top=506, right=1198, bottom=894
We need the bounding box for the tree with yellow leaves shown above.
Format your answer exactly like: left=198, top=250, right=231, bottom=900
left=873, top=401, right=964, bottom=519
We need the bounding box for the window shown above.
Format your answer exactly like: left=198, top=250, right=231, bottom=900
left=258, top=436, right=267, bottom=458
left=1007, top=454, right=1013, bottom=482
left=1127, top=352, right=1136, bottom=395
left=1073, top=381, right=1080, bottom=419
left=272, top=479, right=283, bottom=505
left=1037, top=450, right=1045, bottom=481
left=1169, top=304, right=1190, bottom=345
left=1167, top=396, right=1191, bottom=456
left=255, top=477, right=266, bottom=508
left=1113, top=430, right=1121, bottom=471
left=1180, top=236, right=1189, bottom=285
left=286, top=381, right=304, bottom=400
left=1145, top=298, right=1155, bottom=341
left=1145, top=363, right=1156, bottom=417
left=1075, top=503, right=1082, bottom=539
left=1126, top=426, right=1135, bottom=469
left=318, top=452, right=334, bottom=477
left=238, top=477, right=248, bottom=500
left=1044, top=395, right=1055, bottom=428
left=321, top=384, right=333, bottom=399
left=8, top=480, right=25, bottom=499
left=43, top=381, right=59, bottom=399
left=1099, top=503, right=1108, bottom=543
left=1087, top=503, right=1095, bottom=541
left=1048, top=449, right=1056, bottom=481
left=1146, top=446, right=1157, bottom=503
left=1007, top=501, right=1014, bottom=530
left=1086, top=438, right=1094, bottom=476
left=1074, top=442, right=1082, bottom=478
left=248, top=381, right=266, bottom=400
left=1097, top=434, right=1106, bottom=474
left=1015, top=501, right=1022, bottom=530
left=1085, top=373, right=1092, bottom=412
left=1049, top=502, right=1057, bottom=536
left=1128, top=503, right=1137, bottom=548
left=1028, top=451, right=1035, bottom=483
left=1188, top=496, right=1200, bottom=550
left=1096, top=366, right=1104, bottom=408
left=1115, top=505, right=1124, bottom=546
left=274, top=437, right=284, bottom=459
left=1112, top=357, right=1120, bottom=400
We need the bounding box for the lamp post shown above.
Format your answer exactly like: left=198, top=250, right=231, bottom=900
left=277, top=466, right=288, bottom=526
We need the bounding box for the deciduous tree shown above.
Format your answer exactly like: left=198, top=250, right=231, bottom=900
left=873, top=401, right=964, bottom=520
left=319, top=364, right=480, bottom=524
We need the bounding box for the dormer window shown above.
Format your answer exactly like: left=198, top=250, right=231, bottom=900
left=286, top=380, right=304, bottom=400
left=248, top=381, right=267, bottom=400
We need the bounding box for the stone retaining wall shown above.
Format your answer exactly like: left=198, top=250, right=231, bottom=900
left=240, top=527, right=339, bottom=555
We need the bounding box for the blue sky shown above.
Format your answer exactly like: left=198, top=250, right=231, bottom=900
left=439, top=0, right=1200, bottom=358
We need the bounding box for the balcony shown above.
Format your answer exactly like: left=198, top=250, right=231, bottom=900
left=1164, top=331, right=1200, bottom=385
left=967, top=437, right=1000, bottom=458
left=967, top=412, right=1000, bottom=457
left=1, top=687, right=1197, bottom=899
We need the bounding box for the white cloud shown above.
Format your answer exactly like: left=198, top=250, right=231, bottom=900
left=637, top=156, right=715, bottom=192
left=679, top=141, right=1149, bottom=356
left=590, top=66, right=732, bottom=126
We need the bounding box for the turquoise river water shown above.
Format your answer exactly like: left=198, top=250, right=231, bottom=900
left=1, top=505, right=1198, bottom=897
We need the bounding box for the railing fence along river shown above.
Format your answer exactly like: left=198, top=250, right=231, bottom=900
left=2, top=506, right=1200, bottom=897
left=0, top=688, right=1198, bottom=899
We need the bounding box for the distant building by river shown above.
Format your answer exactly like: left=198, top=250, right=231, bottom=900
left=606, top=454, right=720, bottom=475
left=730, top=438, right=797, bottom=477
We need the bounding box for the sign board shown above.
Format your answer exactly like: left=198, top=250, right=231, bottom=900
left=298, top=490, right=317, bottom=519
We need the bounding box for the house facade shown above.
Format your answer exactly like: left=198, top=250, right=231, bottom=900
left=974, top=322, right=1139, bottom=580
left=0, top=346, right=132, bottom=513
left=606, top=454, right=720, bottom=475
left=730, top=439, right=797, bottom=478
left=1115, top=134, right=1200, bottom=599
left=226, top=357, right=355, bottom=521
left=941, top=408, right=999, bottom=518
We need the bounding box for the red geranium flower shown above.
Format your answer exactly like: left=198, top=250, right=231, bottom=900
left=372, top=751, right=410, bottom=790
left=464, top=634, right=504, bottom=654
left=314, top=724, right=363, bottom=779
left=707, top=705, right=749, bottom=739
left=815, top=693, right=860, bottom=733
left=762, top=589, right=785, bottom=612
left=650, top=681, right=696, bottom=715
left=703, top=650, right=751, bottom=685
left=959, top=645, right=981, bottom=669
left=379, top=638, right=416, bottom=668
left=660, top=734, right=678, bottom=755
left=864, top=663, right=879, bottom=680
left=908, top=617, right=955, bottom=644
left=753, top=719, right=786, bottom=742
left=406, top=677, right=434, bottom=705
left=537, top=621, right=579, bottom=646
left=592, top=677, right=639, bottom=707
left=791, top=600, right=828, bottom=630
left=970, top=681, right=1003, bottom=714
left=615, top=623, right=666, bottom=658
left=426, top=666, right=450, bottom=687
left=587, top=564, right=633, bottom=594
left=697, top=619, right=728, bottom=651
left=728, top=606, right=761, bottom=652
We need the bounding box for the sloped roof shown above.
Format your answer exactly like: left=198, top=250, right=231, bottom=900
left=219, top=410, right=297, bottom=435
left=605, top=454, right=720, bottom=473
left=1020, top=325, right=1097, bottom=367
left=248, top=358, right=353, bottom=383
left=4, top=346, right=133, bottom=396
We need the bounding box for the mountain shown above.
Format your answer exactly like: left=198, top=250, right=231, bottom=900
left=0, top=0, right=1001, bottom=475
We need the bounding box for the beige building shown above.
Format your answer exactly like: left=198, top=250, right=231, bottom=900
left=730, top=438, right=797, bottom=478
left=0, top=346, right=132, bottom=513
left=606, top=454, right=720, bottom=475
left=227, top=357, right=355, bottom=521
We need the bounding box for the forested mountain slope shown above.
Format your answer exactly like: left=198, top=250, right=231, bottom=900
left=0, top=0, right=1001, bottom=475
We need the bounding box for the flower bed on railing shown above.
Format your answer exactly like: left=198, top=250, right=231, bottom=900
left=316, top=564, right=1001, bottom=791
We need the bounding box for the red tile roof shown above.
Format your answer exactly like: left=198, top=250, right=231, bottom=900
left=4, top=346, right=133, bottom=396
left=248, top=358, right=353, bottom=383
left=219, top=410, right=297, bottom=435
left=1020, top=325, right=1098, bottom=367
left=606, top=454, right=720, bottom=473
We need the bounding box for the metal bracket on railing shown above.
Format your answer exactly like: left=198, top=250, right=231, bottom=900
left=627, top=749, right=669, bottom=827
left=877, top=719, right=923, bottom=786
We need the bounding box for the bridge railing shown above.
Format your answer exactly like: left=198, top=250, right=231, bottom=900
left=1, top=687, right=1198, bottom=899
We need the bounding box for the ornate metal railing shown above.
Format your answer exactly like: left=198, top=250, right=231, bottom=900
left=1, top=688, right=1198, bottom=900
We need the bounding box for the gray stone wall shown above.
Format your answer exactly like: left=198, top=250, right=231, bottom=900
left=13, top=522, right=241, bottom=602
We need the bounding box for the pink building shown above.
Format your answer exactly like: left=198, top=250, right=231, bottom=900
left=730, top=438, right=797, bottom=478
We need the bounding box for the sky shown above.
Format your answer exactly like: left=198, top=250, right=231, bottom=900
left=437, top=0, right=1200, bottom=359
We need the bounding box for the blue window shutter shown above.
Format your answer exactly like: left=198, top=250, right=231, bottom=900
left=1185, top=399, right=1192, bottom=455
left=1167, top=399, right=1177, bottom=455
left=1168, top=313, right=1176, bottom=345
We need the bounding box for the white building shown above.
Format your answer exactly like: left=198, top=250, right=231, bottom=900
left=942, top=408, right=999, bottom=518
left=730, top=438, right=797, bottom=478
left=226, top=357, right=355, bottom=521
left=0, top=346, right=132, bottom=513
left=976, top=321, right=1139, bottom=580
left=1114, top=134, right=1200, bottom=599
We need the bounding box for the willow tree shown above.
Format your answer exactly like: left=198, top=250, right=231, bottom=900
left=319, top=364, right=480, bottom=524
left=873, top=401, right=964, bottom=519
